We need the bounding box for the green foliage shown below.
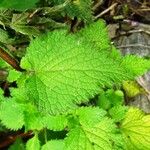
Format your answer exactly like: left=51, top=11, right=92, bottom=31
left=42, top=140, right=65, bottom=150
left=42, top=115, right=68, bottom=131
left=98, top=89, right=124, bottom=110
left=0, top=0, right=39, bottom=10
left=19, top=21, right=150, bottom=115
left=0, top=28, right=14, bottom=44
left=0, top=100, right=25, bottom=130
left=0, top=19, right=150, bottom=150
left=52, top=0, right=93, bottom=22
left=10, top=13, right=41, bottom=37
left=65, top=107, right=117, bottom=150
left=26, top=134, right=41, bottom=150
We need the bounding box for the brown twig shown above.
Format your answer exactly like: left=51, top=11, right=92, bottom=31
left=0, top=131, right=33, bottom=149
left=0, top=47, right=23, bottom=72
left=95, top=3, right=118, bottom=19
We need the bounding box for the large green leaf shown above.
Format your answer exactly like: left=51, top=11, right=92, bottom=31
left=0, top=0, right=39, bottom=10
left=120, top=108, right=150, bottom=150
left=20, top=30, right=129, bottom=114
left=20, top=21, right=150, bottom=115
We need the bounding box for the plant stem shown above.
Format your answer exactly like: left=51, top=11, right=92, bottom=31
left=44, top=128, right=48, bottom=143
left=0, top=47, right=24, bottom=72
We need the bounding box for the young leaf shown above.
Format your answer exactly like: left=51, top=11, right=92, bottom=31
left=77, top=20, right=111, bottom=50
left=0, top=28, right=14, bottom=44
left=42, top=140, right=64, bottom=150
left=0, top=100, right=25, bottom=130
left=109, top=105, right=128, bottom=122
left=24, top=111, right=44, bottom=131
left=120, top=107, right=150, bottom=150
left=75, top=107, right=106, bottom=126
left=121, top=55, right=150, bottom=77
left=26, top=134, right=40, bottom=150
left=7, top=69, right=22, bottom=82
left=42, top=115, right=68, bottom=131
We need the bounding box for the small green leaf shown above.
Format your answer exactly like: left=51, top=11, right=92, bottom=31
left=109, top=105, right=128, bottom=122
left=0, top=100, right=25, bottom=130
left=75, top=107, right=106, bottom=126
left=10, top=13, right=40, bottom=36
left=97, top=91, right=112, bottom=110
left=77, top=20, right=110, bottom=50
left=24, top=111, right=44, bottom=131
left=7, top=70, right=22, bottom=82
left=121, top=107, right=150, bottom=150
left=42, top=115, right=67, bottom=131
left=26, top=134, right=40, bottom=150
left=42, top=140, right=64, bottom=150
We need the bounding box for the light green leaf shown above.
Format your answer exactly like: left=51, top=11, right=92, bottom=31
left=0, top=0, right=39, bottom=10
left=120, top=107, right=150, bottom=150
left=24, top=111, right=44, bottom=131
left=65, top=107, right=119, bottom=150
left=20, top=25, right=132, bottom=115
left=7, top=69, right=22, bottom=82
left=77, top=20, right=111, bottom=50
left=75, top=107, right=106, bottom=126
left=121, top=55, right=150, bottom=77
left=65, top=117, right=116, bottom=150
left=42, top=115, right=67, bottom=131
left=42, top=140, right=64, bottom=150
left=109, top=105, right=128, bottom=122
left=0, top=100, right=25, bottom=130
left=26, top=134, right=40, bottom=150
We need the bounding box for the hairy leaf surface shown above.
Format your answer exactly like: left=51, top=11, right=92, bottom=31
left=20, top=23, right=133, bottom=114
